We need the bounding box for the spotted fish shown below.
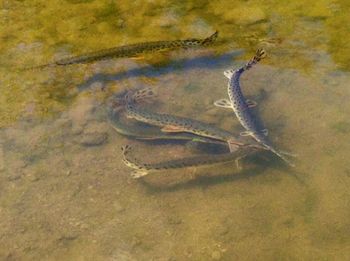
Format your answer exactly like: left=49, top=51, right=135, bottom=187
left=123, top=88, right=251, bottom=151
left=121, top=144, right=258, bottom=178
left=214, top=49, right=294, bottom=167
left=26, top=31, right=218, bottom=70
left=108, top=100, right=227, bottom=145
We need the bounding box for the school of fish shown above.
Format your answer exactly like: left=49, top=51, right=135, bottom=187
left=123, top=87, right=251, bottom=152
left=31, top=29, right=294, bottom=181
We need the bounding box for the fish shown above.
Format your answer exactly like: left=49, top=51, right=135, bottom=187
left=25, top=31, right=218, bottom=70
left=121, top=144, right=259, bottom=179
left=107, top=103, right=227, bottom=145
left=123, top=88, right=253, bottom=152
left=214, top=49, right=295, bottom=167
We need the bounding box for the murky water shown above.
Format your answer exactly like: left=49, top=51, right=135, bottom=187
left=1, top=1, right=350, bottom=260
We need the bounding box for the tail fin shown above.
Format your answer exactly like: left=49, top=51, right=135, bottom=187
left=121, top=145, right=149, bottom=178
left=201, top=31, right=219, bottom=45
left=123, top=87, right=157, bottom=105
left=121, top=144, right=132, bottom=156
left=132, top=87, right=157, bottom=102
left=243, top=48, right=266, bottom=71
left=224, top=48, right=266, bottom=79
left=121, top=144, right=138, bottom=167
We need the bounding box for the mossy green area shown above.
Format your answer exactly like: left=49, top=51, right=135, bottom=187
left=332, top=121, right=350, bottom=134
left=1, top=0, right=350, bottom=126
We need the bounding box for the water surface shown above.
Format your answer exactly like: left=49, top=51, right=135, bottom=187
left=1, top=1, right=350, bottom=260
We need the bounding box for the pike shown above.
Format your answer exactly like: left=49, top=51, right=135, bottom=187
left=121, top=144, right=258, bottom=178
left=108, top=102, right=227, bottom=145
left=214, top=49, right=295, bottom=167
left=124, top=88, right=252, bottom=151
left=25, top=31, right=218, bottom=70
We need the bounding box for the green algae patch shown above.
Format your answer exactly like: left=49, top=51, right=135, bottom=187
left=326, top=1, right=350, bottom=70
left=331, top=121, right=350, bottom=134
left=65, top=0, right=94, bottom=3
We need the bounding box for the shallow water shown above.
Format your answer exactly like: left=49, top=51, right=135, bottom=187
left=1, top=1, right=350, bottom=260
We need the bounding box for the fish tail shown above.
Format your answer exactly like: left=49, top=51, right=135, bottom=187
left=123, top=90, right=139, bottom=112
left=121, top=144, right=132, bottom=156
left=200, top=31, right=219, bottom=45
left=121, top=145, right=149, bottom=178
left=132, top=87, right=157, bottom=102
left=121, top=145, right=143, bottom=168
left=224, top=48, right=265, bottom=78
left=243, top=48, right=266, bottom=71
left=123, top=88, right=157, bottom=108
left=179, top=31, right=219, bottom=48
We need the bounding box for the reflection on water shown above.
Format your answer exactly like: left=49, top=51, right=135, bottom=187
left=1, top=1, right=350, bottom=260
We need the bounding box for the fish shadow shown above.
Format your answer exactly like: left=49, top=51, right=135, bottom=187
left=77, top=50, right=244, bottom=91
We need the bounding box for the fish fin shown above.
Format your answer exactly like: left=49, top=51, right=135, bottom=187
left=240, top=131, right=253, bottom=137
left=246, top=99, right=257, bottom=108
left=261, top=129, right=268, bottom=136
left=228, top=143, right=239, bottom=152
left=223, top=69, right=235, bottom=79
left=161, top=125, right=186, bottom=133
left=214, top=99, right=232, bottom=108
left=133, top=87, right=157, bottom=102
left=130, top=170, right=148, bottom=179
left=235, top=156, right=244, bottom=170
left=227, top=138, right=244, bottom=152
left=121, top=144, right=132, bottom=154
